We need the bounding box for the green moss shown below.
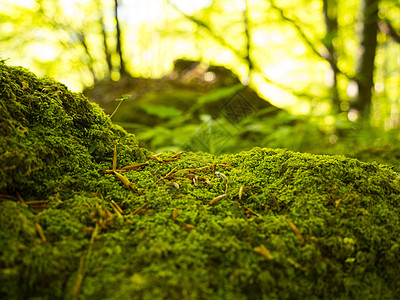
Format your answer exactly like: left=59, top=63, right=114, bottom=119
left=0, top=61, right=147, bottom=198
left=1, top=61, right=400, bottom=299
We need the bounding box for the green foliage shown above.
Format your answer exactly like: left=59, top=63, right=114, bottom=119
left=113, top=83, right=400, bottom=172
left=141, top=104, right=183, bottom=119
left=1, top=62, right=400, bottom=299
left=197, top=84, right=243, bottom=105
left=2, top=0, right=399, bottom=127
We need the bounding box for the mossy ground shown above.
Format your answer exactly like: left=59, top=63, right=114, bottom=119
left=1, top=61, right=400, bottom=299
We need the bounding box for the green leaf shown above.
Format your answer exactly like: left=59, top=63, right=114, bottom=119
left=198, top=84, right=243, bottom=105
left=141, top=105, right=183, bottom=119
left=116, top=94, right=131, bottom=102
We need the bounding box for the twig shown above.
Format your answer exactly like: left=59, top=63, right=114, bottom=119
left=73, top=223, right=99, bottom=300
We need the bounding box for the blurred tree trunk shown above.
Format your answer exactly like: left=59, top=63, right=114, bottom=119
left=95, top=0, right=113, bottom=78
left=322, top=0, right=340, bottom=112
left=77, top=32, right=98, bottom=83
left=114, top=0, right=127, bottom=77
left=352, top=0, right=379, bottom=119
left=243, top=0, right=252, bottom=84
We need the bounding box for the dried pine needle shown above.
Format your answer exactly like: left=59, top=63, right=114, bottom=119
left=270, top=192, right=280, bottom=211
left=164, top=166, right=179, bottom=179
left=110, top=200, right=124, bottom=216
left=122, top=161, right=149, bottom=170
left=239, top=186, right=245, bottom=200
left=171, top=151, right=185, bottom=158
left=35, top=222, right=47, bottom=243
left=113, top=171, right=135, bottom=191
left=286, top=219, right=305, bottom=244
left=131, top=203, right=148, bottom=215
left=208, top=194, right=227, bottom=205
left=253, top=244, right=273, bottom=259
left=113, top=145, right=117, bottom=171
left=172, top=209, right=179, bottom=221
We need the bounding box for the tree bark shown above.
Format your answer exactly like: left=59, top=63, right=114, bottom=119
left=353, top=0, right=379, bottom=119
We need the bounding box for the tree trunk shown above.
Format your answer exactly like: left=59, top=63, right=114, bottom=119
left=96, top=0, right=113, bottom=78
left=322, top=0, right=340, bottom=112
left=243, top=0, right=252, bottom=85
left=353, top=0, right=379, bottom=119
left=77, top=32, right=98, bottom=83
left=114, top=0, right=127, bottom=76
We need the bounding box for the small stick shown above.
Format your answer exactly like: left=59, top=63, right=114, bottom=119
left=150, top=153, right=164, bottom=162
left=164, top=166, right=179, bottom=179
left=180, top=223, right=196, bottom=230
left=162, top=158, right=179, bottom=162
left=73, top=223, right=99, bottom=300
left=286, top=219, right=305, bottom=244
left=110, top=200, right=124, bottom=216
left=35, top=222, right=47, bottom=243
left=131, top=203, right=148, bottom=215
left=215, top=172, right=228, bottom=194
left=172, top=209, right=179, bottom=221
left=103, top=169, right=127, bottom=174
left=113, top=171, right=135, bottom=191
left=171, top=151, right=185, bottom=158
left=253, top=244, right=273, bottom=259
left=245, top=207, right=261, bottom=218
left=16, top=192, right=25, bottom=203
left=173, top=166, right=210, bottom=175
left=25, top=200, right=47, bottom=205
left=208, top=194, right=226, bottom=205
left=113, top=145, right=117, bottom=171
left=239, top=186, right=245, bottom=200
left=199, top=176, right=211, bottom=186
left=270, top=193, right=280, bottom=211
left=335, top=188, right=352, bottom=208
left=0, top=194, right=16, bottom=201
left=122, top=161, right=149, bottom=170
left=73, top=273, right=83, bottom=300
left=171, top=209, right=195, bottom=230
left=211, top=163, right=231, bottom=169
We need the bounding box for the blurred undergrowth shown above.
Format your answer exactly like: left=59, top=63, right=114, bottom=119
left=112, top=85, right=400, bottom=170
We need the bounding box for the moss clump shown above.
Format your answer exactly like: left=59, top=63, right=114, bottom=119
left=0, top=61, right=147, bottom=198
left=1, top=62, right=400, bottom=299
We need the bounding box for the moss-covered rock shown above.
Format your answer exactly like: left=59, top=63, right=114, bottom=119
left=1, top=62, right=400, bottom=299
left=0, top=61, right=146, bottom=198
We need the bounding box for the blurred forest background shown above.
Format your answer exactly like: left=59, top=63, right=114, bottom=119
left=1, top=0, right=399, bottom=167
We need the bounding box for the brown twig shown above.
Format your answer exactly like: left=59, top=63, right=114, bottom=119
left=270, top=192, right=280, bottom=211
left=130, top=203, right=148, bottom=215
